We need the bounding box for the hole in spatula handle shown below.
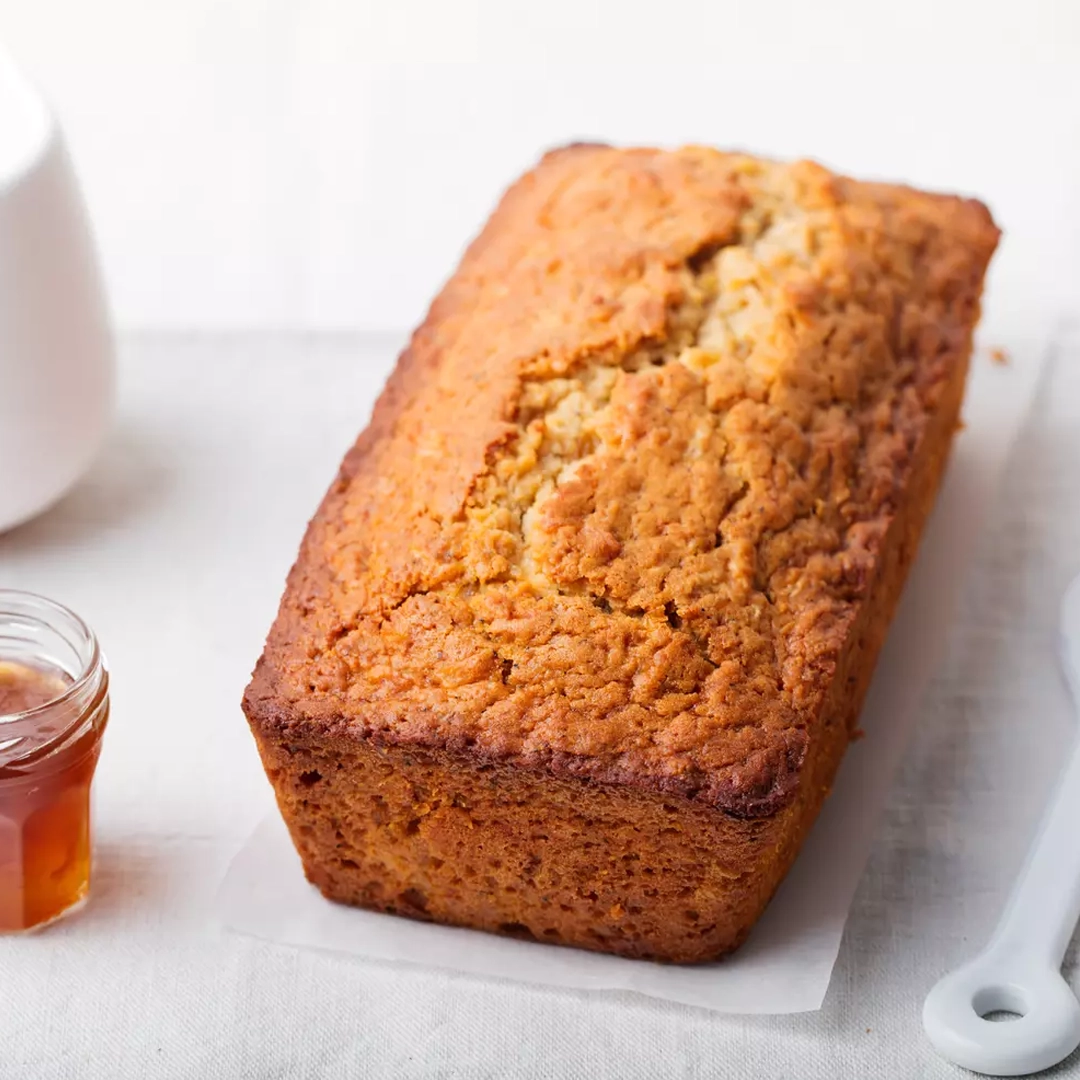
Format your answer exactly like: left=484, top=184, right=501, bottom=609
left=924, top=964, right=1080, bottom=1076
left=973, top=985, right=1029, bottom=1022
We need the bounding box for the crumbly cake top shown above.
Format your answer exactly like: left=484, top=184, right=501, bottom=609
left=246, top=144, right=998, bottom=815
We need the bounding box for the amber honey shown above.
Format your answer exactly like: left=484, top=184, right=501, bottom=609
left=0, top=593, right=108, bottom=932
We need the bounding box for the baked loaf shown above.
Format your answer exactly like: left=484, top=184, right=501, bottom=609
left=243, top=145, right=999, bottom=963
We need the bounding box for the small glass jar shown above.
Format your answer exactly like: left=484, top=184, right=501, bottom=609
left=0, top=591, right=109, bottom=932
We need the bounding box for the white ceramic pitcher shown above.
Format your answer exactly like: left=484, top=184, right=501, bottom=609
left=0, top=48, right=113, bottom=533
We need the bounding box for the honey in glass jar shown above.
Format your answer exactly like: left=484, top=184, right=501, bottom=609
left=0, top=591, right=109, bottom=932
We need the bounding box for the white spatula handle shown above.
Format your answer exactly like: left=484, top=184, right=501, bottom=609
left=988, top=736, right=1080, bottom=967
left=922, top=576, right=1080, bottom=1077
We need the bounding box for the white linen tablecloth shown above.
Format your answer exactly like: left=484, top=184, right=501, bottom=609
left=0, top=329, right=1078, bottom=1079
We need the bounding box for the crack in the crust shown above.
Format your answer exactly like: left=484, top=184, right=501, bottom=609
left=338, top=185, right=877, bottom=710
left=387, top=587, right=433, bottom=615
left=713, top=478, right=750, bottom=548
left=327, top=176, right=908, bottom=713
left=473, top=291, right=726, bottom=644
left=502, top=318, right=713, bottom=578
left=454, top=203, right=804, bottom=688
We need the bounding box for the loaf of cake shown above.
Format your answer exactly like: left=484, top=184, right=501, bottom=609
left=243, top=145, right=999, bottom=963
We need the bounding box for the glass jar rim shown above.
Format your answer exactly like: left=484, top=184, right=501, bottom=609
left=0, top=588, right=103, bottom=723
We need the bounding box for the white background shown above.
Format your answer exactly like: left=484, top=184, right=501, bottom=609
left=2, top=0, right=1079, bottom=334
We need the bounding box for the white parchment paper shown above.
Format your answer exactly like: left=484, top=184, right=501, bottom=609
left=218, top=341, right=1046, bottom=1014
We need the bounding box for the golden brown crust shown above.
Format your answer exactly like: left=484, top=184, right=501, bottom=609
left=245, top=144, right=997, bottom=819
